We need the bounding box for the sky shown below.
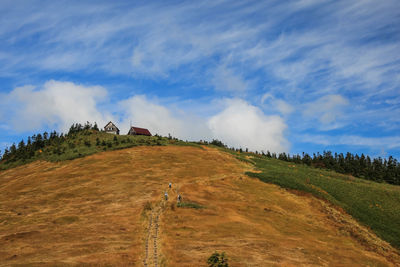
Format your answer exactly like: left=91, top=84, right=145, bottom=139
left=0, top=0, right=399, bottom=158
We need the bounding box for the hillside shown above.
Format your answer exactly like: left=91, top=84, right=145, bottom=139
left=1, top=145, right=400, bottom=266
left=246, top=155, right=400, bottom=250
left=0, top=146, right=400, bottom=266
left=0, top=128, right=191, bottom=171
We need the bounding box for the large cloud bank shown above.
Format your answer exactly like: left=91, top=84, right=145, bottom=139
left=1, top=81, right=289, bottom=153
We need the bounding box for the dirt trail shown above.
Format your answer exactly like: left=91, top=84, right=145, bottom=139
left=0, top=145, right=399, bottom=266
left=143, top=211, right=152, bottom=266
left=153, top=207, right=160, bottom=267
left=143, top=203, right=162, bottom=267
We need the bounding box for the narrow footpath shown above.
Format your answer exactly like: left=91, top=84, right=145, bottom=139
left=143, top=204, right=162, bottom=267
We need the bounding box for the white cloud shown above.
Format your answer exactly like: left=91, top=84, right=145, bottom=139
left=119, top=95, right=184, bottom=136
left=303, top=94, right=349, bottom=127
left=208, top=99, right=288, bottom=152
left=1, top=80, right=112, bottom=132
left=119, top=96, right=289, bottom=152
left=275, top=100, right=294, bottom=115
left=212, top=65, right=250, bottom=92
left=118, top=96, right=290, bottom=153
left=1, top=81, right=289, bottom=153
left=261, top=93, right=294, bottom=115
left=118, top=95, right=211, bottom=140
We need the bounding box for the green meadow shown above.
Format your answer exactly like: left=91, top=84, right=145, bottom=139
left=245, top=155, right=400, bottom=249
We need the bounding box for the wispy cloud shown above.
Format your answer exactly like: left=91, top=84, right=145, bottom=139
left=261, top=93, right=294, bottom=115
left=303, top=94, right=349, bottom=129
left=1, top=1, right=399, bottom=97
left=211, top=65, right=251, bottom=93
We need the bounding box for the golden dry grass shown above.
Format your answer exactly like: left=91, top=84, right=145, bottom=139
left=0, top=146, right=399, bottom=266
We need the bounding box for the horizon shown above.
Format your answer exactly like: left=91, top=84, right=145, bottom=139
left=1, top=0, right=399, bottom=160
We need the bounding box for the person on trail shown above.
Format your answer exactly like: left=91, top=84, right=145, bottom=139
left=164, top=191, right=168, bottom=201
left=169, top=182, right=172, bottom=189
left=177, top=194, right=182, bottom=203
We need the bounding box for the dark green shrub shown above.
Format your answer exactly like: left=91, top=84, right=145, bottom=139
left=211, top=139, right=226, bottom=148
left=207, top=252, right=229, bottom=267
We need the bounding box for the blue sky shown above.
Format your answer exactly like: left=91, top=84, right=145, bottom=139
left=0, top=0, right=399, bottom=158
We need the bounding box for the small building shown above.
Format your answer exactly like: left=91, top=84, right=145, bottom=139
left=127, top=126, right=152, bottom=136
left=104, top=121, right=120, bottom=135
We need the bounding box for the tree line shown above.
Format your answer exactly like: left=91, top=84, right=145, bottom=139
left=212, top=140, right=400, bottom=185
left=0, top=122, right=99, bottom=163
left=262, top=150, right=400, bottom=185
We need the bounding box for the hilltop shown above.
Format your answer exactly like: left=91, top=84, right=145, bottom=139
left=1, top=144, right=399, bottom=266
left=0, top=125, right=199, bottom=171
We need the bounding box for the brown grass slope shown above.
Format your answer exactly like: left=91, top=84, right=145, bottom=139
left=0, top=146, right=399, bottom=266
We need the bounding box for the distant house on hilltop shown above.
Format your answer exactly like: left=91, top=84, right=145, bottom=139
left=104, top=121, right=120, bottom=135
left=128, top=126, right=151, bottom=136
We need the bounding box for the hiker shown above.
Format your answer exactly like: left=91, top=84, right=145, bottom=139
left=164, top=191, right=168, bottom=201
left=169, top=182, right=172, bottom=189
left=177, top=194, right=182, bottom=203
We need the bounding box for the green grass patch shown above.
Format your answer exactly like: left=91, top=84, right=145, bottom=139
left=177, top=202, right=204, bottom=209
left=246, top=156, right=400, bottom=249
left=0, top=131, right=172, bottom=170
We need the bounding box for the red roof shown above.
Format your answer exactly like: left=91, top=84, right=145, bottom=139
left=129, top=126, right=151, bottom=136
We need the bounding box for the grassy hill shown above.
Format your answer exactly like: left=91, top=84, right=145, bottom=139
left=0, top=129, right=200, bottom=170
left=1, top=143, right=399, bottom=266
left=245, top=155, right=400, bottom=249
